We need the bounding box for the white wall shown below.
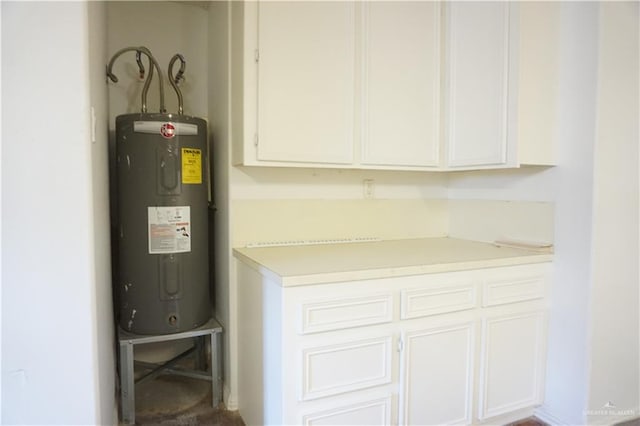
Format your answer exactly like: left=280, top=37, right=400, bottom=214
left=1, top=2, right=103, bottom=424
left=0, top=2, right=3, bottom=420
left=208, top=0, right=234, bottom=408
left=107, top=1, right=208, bottom=121
left=231, top=168, right=450, bottom=247
left=447, top=169, right=556, bottom=245
left=88, top=2, right=117, bottom=424
left=587, top=2, right=639, bottom=422
left=538, top=5, right=599, bottom=424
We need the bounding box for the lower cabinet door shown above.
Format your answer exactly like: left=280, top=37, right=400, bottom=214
left=399, top=322, right=475, bottom=425
left=478, top=310, right=547, bottom=420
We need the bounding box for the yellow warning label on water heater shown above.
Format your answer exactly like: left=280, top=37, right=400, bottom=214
left=181, top=148, right=202, bottom=184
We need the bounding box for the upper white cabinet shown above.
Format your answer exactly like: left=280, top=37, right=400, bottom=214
left=231, top=2, right=556, bottom=170
left=444, top=3, right=517, bottom=169
left=256, top=2, right=356, bottom=164
left=361, top=2, right=441, bottom=168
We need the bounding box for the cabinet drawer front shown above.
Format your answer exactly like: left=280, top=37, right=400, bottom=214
left=300, top=294, right=393, bottom=334
left=401, top=285, right=477, bottom=319
left=301, top=396, right=392, bottom=425
left=301, top=336, right=392, bottom=401
left=483, top=275, right=545, bottom=307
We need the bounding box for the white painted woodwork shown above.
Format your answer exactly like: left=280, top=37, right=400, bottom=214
left=479, top=311, right=547, bottom=420
left=400, top=322, right=475, bottom=425
left=482, top=276, right=545, bottom=307
left=401, top=284, right=477, bottom=319
left=361, top=2, right=440, bottom=167
left=235, top=244, right=551, bottom=425
left=301, top=336, right=393, bottom=401
left=256, top=2, right=355, bottom=164
left=445, top=2, right=515, bottom=168
left=299, top=294, right=393, bottom=335
left=231, top=2, right=547, bottom=171
left=301, top=396, right=392, bottom=426
left=517, top=2, right=560, bottom=166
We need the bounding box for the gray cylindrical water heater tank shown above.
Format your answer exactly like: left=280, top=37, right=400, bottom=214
left=116, top=113, right=210, bottom=335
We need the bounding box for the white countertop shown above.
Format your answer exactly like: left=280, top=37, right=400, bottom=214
left=233, top=237, right=553, bottom=287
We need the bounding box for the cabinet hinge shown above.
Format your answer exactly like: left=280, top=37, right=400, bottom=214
left=397, top=338, right=404, bottom=353
left=254, top=133, right=259, bottom=147
left=254, top=49, right=259, bottom=63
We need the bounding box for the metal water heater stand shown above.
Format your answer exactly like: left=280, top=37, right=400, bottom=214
left=118, top=317, right=223, bottom=425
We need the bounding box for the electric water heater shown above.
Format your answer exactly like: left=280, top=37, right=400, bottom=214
left=116, top=113, right=210, bottom=335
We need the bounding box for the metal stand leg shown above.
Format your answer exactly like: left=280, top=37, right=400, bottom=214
left=195, top=336, right=205, bottom=371
left=210, top=331, right=221, bottom=407
left=120, top=341, right=135, bottom=425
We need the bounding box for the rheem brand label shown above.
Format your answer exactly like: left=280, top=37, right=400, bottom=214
left=134, top=121, right=198, bottom=136
left=148, top=206, right=191, bottom=254
left=160, top=122, right=176, bottom=139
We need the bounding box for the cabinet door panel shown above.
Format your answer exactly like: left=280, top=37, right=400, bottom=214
left=257, top=2, right=355, bottom=164
left=301, top=336, right=392, bottom=401
left=301, top=396, right=392, bottom=426
left=362, top=2, right=440, bottom=167
left=445, top=3, right=512, bottom=167
left=479, top=311, right=546, bottom=420
left=400, top=323, right=474, bottom=425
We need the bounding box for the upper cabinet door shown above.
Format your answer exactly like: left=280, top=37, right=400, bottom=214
left=361, top=2, right=441, bottom=167
left=256, top=2, right=356, bottom=164
left=445, top=3, right=517, bottom=168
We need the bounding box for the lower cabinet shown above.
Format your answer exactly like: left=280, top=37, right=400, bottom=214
left=236, top=262, right=551, bottom=425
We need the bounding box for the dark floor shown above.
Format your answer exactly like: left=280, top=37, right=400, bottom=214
left=136, top=397, right=243, bottom=426
left=131, top=374, right=244, bottom=426
left=132, top=376, right=545, bottom=426
left=130, top=375, right=637, bottom=426
left=137, top=405, right=546, bottom=426
left=616, top=419, right=640, bottom=426
left=507, top=418, right=547, bottom=426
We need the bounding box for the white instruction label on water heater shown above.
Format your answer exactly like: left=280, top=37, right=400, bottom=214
left=148, top=206, right=191, bottom=254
